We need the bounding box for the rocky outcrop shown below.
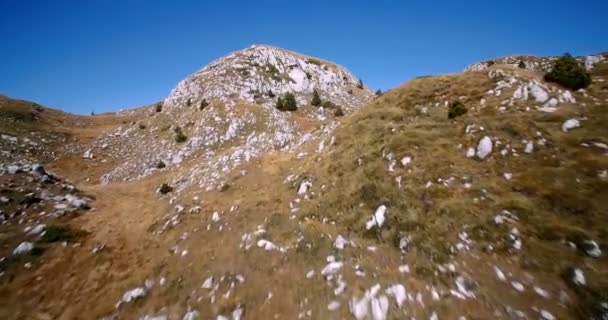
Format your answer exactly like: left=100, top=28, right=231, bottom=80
left=164, top=45, right=374, bottom=111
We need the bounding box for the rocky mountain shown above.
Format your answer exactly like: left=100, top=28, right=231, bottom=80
left=164, top=45, right=374, bottom=111
left=1, top=48, right=608, bottom=320
left=466, top=52, right=605, bottom=73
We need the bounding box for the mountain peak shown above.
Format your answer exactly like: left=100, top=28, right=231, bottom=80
left=164, top=45, right=373, bottom=110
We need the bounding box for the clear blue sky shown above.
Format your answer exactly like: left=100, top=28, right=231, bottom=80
left=1, top=0, right=606, bottom=114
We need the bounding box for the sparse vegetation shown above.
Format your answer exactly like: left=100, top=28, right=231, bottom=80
left=174, top=126, right=188, bottom=143
left=138, top=123, right=146, bottom=130
left=267, top=90, right=275, bottom=98
left=357, top=79, right=364, bottom=89
left=156, top=160, right=166, bottom=169
left=307, top=58, right=322, bottom=66
left=276, top=93, right=297, bottom=111
left=155, top=102, right=163, bottom=112
left=518, top=60, right=526, bottom=69
left=544, top=53, right=591, bottom=90
left=311, top=89, right=322, bottom=106
left=447, top=100, right=467, bottom=119
left=375, top=89, right=383, bottom=96
left=159, top=183, right=173, bottom=194
left=40, top=225, right=78, bottom=243
left=186, top=98, right=192, bottom=107
left=334, top=107, right=344, bottom=117
left=199, top=99, right=209, bottom=110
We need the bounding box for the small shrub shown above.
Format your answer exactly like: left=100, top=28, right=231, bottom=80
left=159, top=183, right=173, bottom=194
left=174, top=126, right=188, bottom=143
left=199, top=99, right=209, bottom=110
left=448, top=100, right=468, bottom=119
left=375, top=89, right=383, bottom=96
left=357, top=79, right=364, bottom=89
left=518, top=60, right=526, bottom=69
left=486, top=60, right=495, bottom=66
left=156, top=160, right=166, bottom=169
left=186, top=98, right=192, bottom=107
left=155, top=102, right=163, bottom=112
left=138, top=123, right=146, bottom=130
left=267, top=90, right=275, bottom=98
left=276, top=93, right=297, bottom=111
left=322, top=100, right=336, bottom=109
left=311, top=89, right=322, bottom=106
left=544, top=53, right=591, bottom=90
left=40, top=225, right=76, bottom=243
left=305, top=72, right=312, bottom=80
left=347, top=89, right=353, bottom=95
left=307, top=58, right=322, bottom=66
left=334, top=107, right=344, bottom=117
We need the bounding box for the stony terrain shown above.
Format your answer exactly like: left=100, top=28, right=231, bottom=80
left=0, top=47, right=607, bottom=320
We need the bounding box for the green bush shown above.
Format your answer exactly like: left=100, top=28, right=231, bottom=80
left=159, top=183, right=173, bottom=194
left=155, top=102, right=163, bottom=112
left=311, top=89, right=322, bottom=106
left=544, top=53, right=591, bottom=90
left=174, top=126, right=188, bottom=143
left=276, top=93, right=297, bottom=111
left=40, top=225, right=77, bottom=243
left=448, top=100, right=467, bottom=119
left=334, top=107, right=344, bottom=117
left=518, top=60, right=526, bottom=69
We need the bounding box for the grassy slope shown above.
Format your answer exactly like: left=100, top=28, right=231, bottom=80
left=296, top=64, right=608, bottom=317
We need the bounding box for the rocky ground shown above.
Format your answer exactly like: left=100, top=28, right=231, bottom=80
left=0, top=48, right=607, bottom=319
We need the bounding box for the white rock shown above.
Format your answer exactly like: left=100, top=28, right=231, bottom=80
left=466, top=147, right=475, bottom=158
left=328, top=301, right=341, bottom=311
left=334, top=235, right=349, bottom=250
left=183, top=310, right=200, bottom=320
left=365, top=205, right=387, bottom=230
left=297, top=180, right=312, bottom=195
left=573, top=268, right=586, bottom=286
left=121, top=287, right=146, bottom=303
left=540, top=310, right=555, bottom=320
left=581, top=240, right=602, bottom=257
left=400, top=156, right=411, bottom=167
left=82, top=149, right=94, bottom=159
left=13, top=241, right=34, bottom=255
left=28, top=224, right=46, bottom=235
left=524, top=141, right=534, bottom=154
left=476, top=136, right=493, bottom=160
left=528, top=81, right=549, bottom=103
left=202, top=276, right=214, bottom=289
left=385, top=284, right=407, bottom=307
left=562, top=119, right=580, bottom=132
left=504, top=173, right=512, bottom=180
left=542, top=98, right=558, bottom=108
left=321, top=261, right=343, bottom=277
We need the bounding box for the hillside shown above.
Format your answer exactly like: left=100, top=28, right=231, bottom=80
left=0, top=49, right=607, bottom=319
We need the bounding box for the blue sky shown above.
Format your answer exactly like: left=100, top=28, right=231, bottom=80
left=1, top=0, right=606, bottom=114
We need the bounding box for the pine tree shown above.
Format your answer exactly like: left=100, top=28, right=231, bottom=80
left=311, top=89, right=322, bottom=106
left=544, top=53, right=591, bottom=90
left=275, top=96, right=284, bottom=111
left=282, top=93, right=297, bottom=111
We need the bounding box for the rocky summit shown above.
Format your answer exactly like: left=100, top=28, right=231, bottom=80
left=164, top=45, right=374, bottom=111
left=1, top=47, right=608, bottom=320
